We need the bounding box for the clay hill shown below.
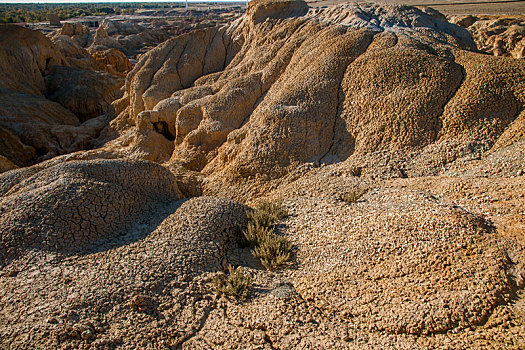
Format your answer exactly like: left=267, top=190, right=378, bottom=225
left=1, top=0, right=525, bottom=348
left=451, top=14, right=525, bottom=59
left=0, top=25, right=123, bottom=169
left=49, top=19, right=171, bottom=64
left=47, top=10, right=244, bottom=67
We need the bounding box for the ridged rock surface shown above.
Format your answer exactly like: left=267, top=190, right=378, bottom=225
left=0, top=25, right=63, bottom=95
left=44, top=66, right=122, bottom=122
left=290, top=191, right=511, bottom=335
left=0, top=197, right=247, bottom=349
left=452, top=14, right=525, bottom=58
left=107, top=0, right=525, bottom=201
left=0, top=25, right=123, bottom=168
left=1, top=1, right=524, bottom=349
left=91, top=48, right=133, bottom=76
left=89, top=19, right=170, bottom=56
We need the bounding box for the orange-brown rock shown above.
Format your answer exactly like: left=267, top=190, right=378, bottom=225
left=0, top=156, right=17, bottom=173
left=0, top=25, right=64, bottom=95
left=452, top=15, right=525, bottom=58
left=0, top=159, right=182, bottom=266
left=0, top=25, right=123, bottom=166
left=50, top=29, right=132, bottom=77
left=91, top=48, right=133, bottom=76
left=89, top=19, right=170, bottom=56
left=44, top=66, right=122, bottom=122
left=57, top=22, right=90, bottom=47
left=52, top=34, right=90, bottom=62
left=1, top=2, right=524, bottom=349
left=106, top=1, right=523, bottom=202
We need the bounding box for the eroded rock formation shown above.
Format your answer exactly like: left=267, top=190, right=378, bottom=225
left=89, top=19, right=171, bottom=57
left=105, top=0, right=524, bottom=201
left=91, top=48, right=133, bottom=76
left=0, top=25, right=122, bottom=168
left=45, top=66, right=123, bottom=122
left=50, top=24, right=133, bottom=77
left=0, top=159, right=182, bottom=266
left=0, top=196, right=246, bottom=348
left=452, top=14, right=525, bottom=58
left=1, top=1, right=525, bottom=348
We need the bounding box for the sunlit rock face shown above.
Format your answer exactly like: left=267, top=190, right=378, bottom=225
left=1, top=2, right=525, bottom=349
left=0, top=25, right=123, bottom=168
left=108, top=0, right=524, bottom=201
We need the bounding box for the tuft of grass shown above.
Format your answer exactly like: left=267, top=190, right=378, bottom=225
left=213, top=265, right=253, bottom=300
left=253, top=234, right=293, bottom=270
left=242, top=222, right=273, bottom=248
left=341, top=190, right=364, bottom=204
left=248, top=200, right=288, bottom=228
left=242, top=200, right=292, bottom=270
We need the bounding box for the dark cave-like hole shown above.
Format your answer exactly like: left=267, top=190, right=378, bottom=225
left=153, top=121, right=175, bottom=141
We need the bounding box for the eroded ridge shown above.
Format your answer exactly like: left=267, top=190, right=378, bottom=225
left=0, top=0, right=524, bottom=348
left=101, top=0, right=525, bottom=203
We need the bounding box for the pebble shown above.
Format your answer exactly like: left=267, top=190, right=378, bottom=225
left=81, top=330, right=93, bottom=340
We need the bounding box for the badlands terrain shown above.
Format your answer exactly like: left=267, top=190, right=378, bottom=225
left=0, top=0, right=525, bottom=348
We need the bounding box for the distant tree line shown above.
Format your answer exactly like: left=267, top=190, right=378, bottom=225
left=0, top=3, right=185, bottom=24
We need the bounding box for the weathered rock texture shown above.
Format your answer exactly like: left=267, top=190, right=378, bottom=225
left=0, top=159, right=181, bottom=266
left=0, top=24, right=64, bottom=96
left=289, top=191, right=510, bottom=335
left=1, top=1, right=525, bottom=348
left=0, top=156, right=17, bottom=173
left=89, top=19, right=171, bottom=57
left=45, top=66, right=122, bottom=122
left=452, top=14, right=525, bottom=58
left=0, top=197, right=247, bottom=349
left=50, top=26, right=133, bottom=77
left=106, top=0, right=524, bottom=201
left=91, top=48, right=133, bottom=76
left=0, top=25, right=123, bottom=168
left=48, top=18, right=181, bottom=67
left=59, top=22, right=91, bottom=46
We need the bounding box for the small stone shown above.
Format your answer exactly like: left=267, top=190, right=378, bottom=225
left=5, top=270, right=17, bottom=277
left=81, top=330, right=93, bottom=340
left=270, top=283, right=295, bottom=299
left=517, top=169, right=524, bottom=176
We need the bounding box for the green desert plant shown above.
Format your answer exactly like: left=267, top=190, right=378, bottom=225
left=253, top=233, right=293, bottom=270
left=341, top=190, right=364, bottom=204
left=213, top=265, right=253, bottom=300
left=242, top=200, right=292, bottom=270
left=242, top=222, right=273, bottom=248
left=248, top=200, right=288, bottom=228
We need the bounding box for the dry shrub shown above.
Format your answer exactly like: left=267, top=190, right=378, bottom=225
left=242, top=201, right=292, bottom=270
left=243, top=222, right=273, bottom=248
left=248, top=200, right=288, bottom=228
left=253, top=233, right=292, bottom=270
left=341, top=190, right=364, bottom=204
left=213, top=265, right=252, bottom=300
